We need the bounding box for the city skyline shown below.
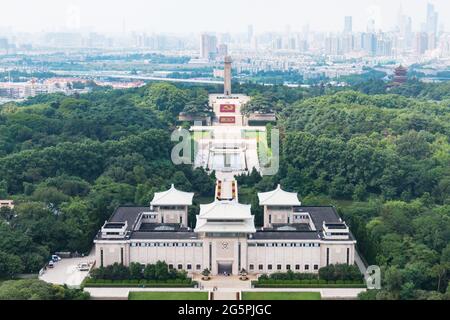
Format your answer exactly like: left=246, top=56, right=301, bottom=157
left=0, top=0, right=448, bottom=34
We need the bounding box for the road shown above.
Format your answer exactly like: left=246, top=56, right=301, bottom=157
left=53, top=70, right=224, bottom=85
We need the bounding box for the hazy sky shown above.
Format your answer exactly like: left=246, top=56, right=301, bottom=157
left=0, top=0, right=448, bottom=34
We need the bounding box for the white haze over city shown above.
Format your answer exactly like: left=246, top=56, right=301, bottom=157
left=0, top=0, right=448, bottom=34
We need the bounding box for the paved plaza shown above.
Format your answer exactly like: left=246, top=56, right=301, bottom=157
left=39, top=252, right=95, bottom=288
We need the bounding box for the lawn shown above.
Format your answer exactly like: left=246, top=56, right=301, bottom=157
left=242, top=292, right=321, bottom=300
left=128, top=291, right=208, bottom=300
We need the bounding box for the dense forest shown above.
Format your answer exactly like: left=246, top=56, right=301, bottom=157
left=0, top=79, right=449, bottom=300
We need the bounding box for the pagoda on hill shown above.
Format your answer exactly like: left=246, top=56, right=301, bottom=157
left=392, top=65, right=408, bottom=85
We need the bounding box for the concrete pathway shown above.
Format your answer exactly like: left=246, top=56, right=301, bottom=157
left=212, top=291, right=238, bottom=300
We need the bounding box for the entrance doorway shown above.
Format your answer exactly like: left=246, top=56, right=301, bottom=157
left=218, top=262, right=233, bottom=275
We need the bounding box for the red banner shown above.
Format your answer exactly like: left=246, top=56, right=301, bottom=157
left=219, top=116, right=236, bottom=124
left=220, top=104, right=236, bottom=113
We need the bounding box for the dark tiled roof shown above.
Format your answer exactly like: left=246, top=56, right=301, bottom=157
left=299, top=206, right=342, bottom=229
left=109, top=206, right=149, bottom=231
left=265, top=223, right=311, bottom=231
left=101, top=205, right=351, bottom=242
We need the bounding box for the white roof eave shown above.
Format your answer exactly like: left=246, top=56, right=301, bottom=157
left=257, top=184, right=301, bottom=206
left=150, top=184, right=194, bottom=206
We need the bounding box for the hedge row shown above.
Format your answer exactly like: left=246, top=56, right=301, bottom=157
left=83, top=278, right=197, bottom=288
left=253, top=283, right=367, bottom=289
left=252, top=279, right=366, bottom=288
left=257, top=279, right=364, bottom=285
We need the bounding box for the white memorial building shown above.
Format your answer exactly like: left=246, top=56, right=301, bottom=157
left=94, top=183, right=356, bottom=276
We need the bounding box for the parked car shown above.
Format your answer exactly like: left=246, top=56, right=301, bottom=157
left=48, top=261, right=55, bottom=268
left=77, top=263, right=90, bottom=271
left=52, top=255, right=61, bottom=262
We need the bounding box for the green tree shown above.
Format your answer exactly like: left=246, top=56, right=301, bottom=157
left=0, top=251, right=24, bottom=278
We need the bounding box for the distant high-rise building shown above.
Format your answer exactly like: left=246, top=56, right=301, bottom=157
left=362, top=32, right=377, bottom=56
left=200, top=34, right=217, bottom=60
left=425, top=2, right=439, bottom=50
left=247, top=25, right=254, bottom=43
left=344, top=16, right=353, bottom=34
left=272, top=37, right=282, bottom=50
left=0, top=38, right=9, bottom=50
left=415, top=32, right=429, bottom=55
left=325, top=35, right=342, bottom=55
left=217, top=43, right=228, bottom=57
left=397, top=6, right=413, bottom=51
left=426, top=2, right=439, bottom=35
left=341, top=34, right=354, bottom=53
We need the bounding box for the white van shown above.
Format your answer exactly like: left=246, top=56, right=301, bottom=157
left=77, top=263, right=90, bottom=271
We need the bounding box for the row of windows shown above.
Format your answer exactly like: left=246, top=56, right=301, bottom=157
left=142, top=214, right=157, bottom=219
left=248, top=243, right=320, bottom=247
left=168, top=264, right=202, bottom=271
left=249, top=264, right=319, bottom=271
left=293, top=214, right=309, bottom=220
left=130, top=242, right=202, bottom=247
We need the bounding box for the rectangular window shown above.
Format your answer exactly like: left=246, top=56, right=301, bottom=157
left=286, top=264, right=291, bottom=270
left=277, top=264, right=282, bottom=270
left=347, top=248, right=350, bottom=265
left=209, top=243, right=212, bottom=270
left=295, top=264, right=300, bottom=270
left=196, top=264, right=201, bottom=270
left=177, top=264, right=183, bottom=270
left=314, top=264, right=319, bottom=270
left=169, top=264, right=174, bottom=269
left=305, top=264, right=309, bottom=271
left=187, top=264, right=192, bottom=270
left=238, top=243, right=241, bottom=271
left=120, top=248, right=124, bottom=265
left=269, top=215, right=272, bottom=224
left=258, top=264, right=263, bottom=270
left=268, top=264, right=272, bottom=270
left=249, top=264, right=254, bottom=270
left=326, top=248, right=330, bottom=266
left=100, top=249, right=104, bottom=267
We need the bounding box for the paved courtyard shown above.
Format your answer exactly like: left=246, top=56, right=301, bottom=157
left=39, top=252, right=95, bottom=288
